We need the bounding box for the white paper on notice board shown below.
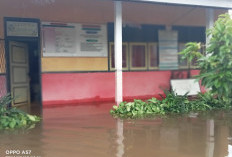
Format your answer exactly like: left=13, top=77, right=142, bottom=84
left=171, top=79, right=201, bottom=96
left=42, top=22, right=107, bottom=57
left=42, top=23, right=77, bottom=56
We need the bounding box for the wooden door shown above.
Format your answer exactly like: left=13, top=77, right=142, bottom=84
left=9, top=41, right=30, bottom=112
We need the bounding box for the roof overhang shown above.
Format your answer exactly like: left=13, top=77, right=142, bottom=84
left=119, top=0, right=232, bottom=9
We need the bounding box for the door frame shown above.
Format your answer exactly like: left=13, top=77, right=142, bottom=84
left=4, top=17, right=42, bottom=107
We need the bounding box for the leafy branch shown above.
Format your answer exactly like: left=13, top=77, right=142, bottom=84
left=0, top=94, right=41, bottom=130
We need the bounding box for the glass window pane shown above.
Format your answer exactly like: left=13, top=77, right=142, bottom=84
left=178, top=43, right=188, bottom=67
left=149, top=44, right=158, bottom=67
left=122, top=45, right=127, bottom=68
left=191, top=44, right=204, bottom=67
left=110, top=43, right=127, bottom=69
left=111, top=44, right=115, bottom=68
left=131, top=45, right=146, bottom=67
left=191, top=57, right=198, bottom=66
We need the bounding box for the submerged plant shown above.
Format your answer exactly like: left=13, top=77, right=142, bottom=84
left=0, top=94, right=41, bottom=130
left=110, top=90, right=226, bottom=118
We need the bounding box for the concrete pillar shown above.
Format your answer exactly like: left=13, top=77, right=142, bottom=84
left=114, top=1, right=123, bottom=105
left=205, top=8, right=214, bottom=45
left=205, top=10, right=215, bottom=157
left=229, top=10, right=232, bottom=18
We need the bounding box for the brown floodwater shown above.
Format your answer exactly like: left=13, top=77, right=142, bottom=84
left=1, top=103, right=232, bottom=157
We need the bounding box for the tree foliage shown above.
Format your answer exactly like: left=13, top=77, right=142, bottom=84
left=179, top=13, right=232, bottom=104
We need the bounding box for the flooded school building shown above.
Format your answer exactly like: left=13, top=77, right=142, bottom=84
left=0, top=0, right=231, bottom=110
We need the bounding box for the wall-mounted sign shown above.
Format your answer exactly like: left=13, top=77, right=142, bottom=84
left=158, top=30, right=178, bottom=70
left=79, top=24, right=107, bottom=56
left=171, top=79, right=201, bottom=96
left=42, top=22, right=107, bottom=57
left=6, top=21, right=38, bottom=37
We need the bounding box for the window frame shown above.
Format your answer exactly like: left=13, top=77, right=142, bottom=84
left=129, top=42, right=148, bottom=70
left=109, top=42, right=129, bottom=71
left=148, top=42, right=159, bottom=70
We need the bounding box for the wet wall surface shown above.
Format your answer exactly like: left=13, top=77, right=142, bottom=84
left=1, top=103, right=232, bottom=157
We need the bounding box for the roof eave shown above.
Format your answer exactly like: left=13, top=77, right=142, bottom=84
left=118, top=0, right=232, bottom=9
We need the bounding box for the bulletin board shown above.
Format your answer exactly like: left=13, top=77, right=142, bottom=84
left=42, top=22, right=107, bottom=57
left=158, top=30, right=178, bottom=70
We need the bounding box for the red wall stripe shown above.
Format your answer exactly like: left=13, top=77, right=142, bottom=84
left=42, top=70, right=202, bottom=106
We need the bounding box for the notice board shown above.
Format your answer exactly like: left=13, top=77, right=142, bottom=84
left=158, top=30, right=178, bottom=70
left=171, top=79, right=201, bottom=96
left=42, top=22, right=107, bottom=57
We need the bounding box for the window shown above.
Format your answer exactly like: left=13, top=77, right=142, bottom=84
left=109, top=42, right=129, bottom=70
left=178, top=42, right=205, bottom=69
left=129, top=43, right=148, bottom=70
left=109, top=42, right=202, bottom=71
left=191, top=44, right=205, bottom=68
left=148, top=42, right=158, bottom=69
left=178, top=43, right=188, bottom=69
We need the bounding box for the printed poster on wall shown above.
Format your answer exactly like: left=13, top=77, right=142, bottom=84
left=42, top=23, right=77, bottom=56
left=158, top=30, right=178, bottom=70
left=42, top=22, right=107, bottom=57
left=78, top=25, right=107, bottom=57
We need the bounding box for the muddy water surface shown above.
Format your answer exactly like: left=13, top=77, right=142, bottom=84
left=1, top=103, right=232, bottom=157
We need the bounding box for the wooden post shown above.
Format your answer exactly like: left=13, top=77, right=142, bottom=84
left=114, top=1, right=123, bottom=105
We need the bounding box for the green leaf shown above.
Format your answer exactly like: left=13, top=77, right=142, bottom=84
left=9, top=119, right=16, bottom=129
left=27, top=115, right=36, bottom=122
left=113, top=105, right=118, bottom=110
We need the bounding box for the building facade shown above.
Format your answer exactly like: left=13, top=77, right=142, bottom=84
left=0, top=0, right=231, bottom=109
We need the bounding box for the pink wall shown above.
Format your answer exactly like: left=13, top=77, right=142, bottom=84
left=42, top=70, right=201, bottom=106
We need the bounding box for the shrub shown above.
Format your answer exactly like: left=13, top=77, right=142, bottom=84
left=0, top=94, right=40, bottom=129
left=110, top=91, right=226, bottom=118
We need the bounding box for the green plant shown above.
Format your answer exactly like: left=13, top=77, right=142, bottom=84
left=179, top=13, right=232, bottom=105
left=158, top=90, right=190, bottom=114
left=110, top=90, right=231, bottom=119
left=0, top=94, right=40, bottom=129
left=179, top=42, right=202, bottom=78
left=110, top=99, right=163, bottom=118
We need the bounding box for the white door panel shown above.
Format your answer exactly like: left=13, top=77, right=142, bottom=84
left=12, top=46, right=27, bottom=63
left=12, top=66, right=28, bottom=83
left=9, top=41, right=30, bottom=111
left=13, top=87, right=29, bottom=104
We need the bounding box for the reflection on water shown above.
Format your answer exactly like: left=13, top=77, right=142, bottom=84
left=116, top=119, right=124, bottom=157
left=206, top=119, right=215, bottom=157
left=1, top=103, right=232, bottom=157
